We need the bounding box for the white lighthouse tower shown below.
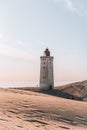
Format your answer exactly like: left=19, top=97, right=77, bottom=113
left=40, top=48, right=54, bottom=90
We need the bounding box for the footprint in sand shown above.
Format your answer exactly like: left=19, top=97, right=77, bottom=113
left=59, top=125, right=70, bottom=129
left=24, top=119, right=48, bottom=127
left=7, top=110, right=18, bottom=114
left=0, top=118, right=9, bottom=122
left=17, top=125, right=23, bottom=128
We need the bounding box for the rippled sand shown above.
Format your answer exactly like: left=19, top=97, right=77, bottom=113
left=0, top=88, right=87, bottom=130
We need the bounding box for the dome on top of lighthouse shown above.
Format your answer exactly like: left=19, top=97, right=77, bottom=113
left=44, top=48, right=50, bottom=56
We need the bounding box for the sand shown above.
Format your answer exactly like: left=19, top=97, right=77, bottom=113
left=56, top=80, right=87, bottom=101
left=0, top=88, right=87, bottom=130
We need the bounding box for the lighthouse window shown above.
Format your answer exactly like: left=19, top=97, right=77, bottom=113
left=43, top=62, right=45, bottom=64
left=43, top=76, right=45, bottom=79
left=43, top=67, right=45, bottom=69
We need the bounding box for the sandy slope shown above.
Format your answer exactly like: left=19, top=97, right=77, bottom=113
left=56, top=80, right=87, bottom=101
left=0, top=88, right=87, bottom=130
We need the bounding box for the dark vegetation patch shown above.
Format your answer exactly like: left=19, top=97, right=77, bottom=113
left=13, top=87, right=82, bottom=101
left=12, top=80, right=87, bottom=102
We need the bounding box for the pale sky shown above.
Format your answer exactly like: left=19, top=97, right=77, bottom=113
left=0, top=0, right=87, bottom=84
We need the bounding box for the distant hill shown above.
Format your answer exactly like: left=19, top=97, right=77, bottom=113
left=55, top=80, right=87, bottom=101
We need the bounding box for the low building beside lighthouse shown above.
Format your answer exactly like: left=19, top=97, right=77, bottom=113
left=40, top=48, right=54, bottom=90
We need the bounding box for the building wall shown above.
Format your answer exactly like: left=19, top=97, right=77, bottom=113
left=40, top=56, right=54, bottom=90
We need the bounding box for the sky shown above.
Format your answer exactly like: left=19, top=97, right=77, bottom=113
left=0, top=0, right=87, bottom=84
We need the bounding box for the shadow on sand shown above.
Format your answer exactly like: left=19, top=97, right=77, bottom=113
left=15, top=87, right=83, bottom=101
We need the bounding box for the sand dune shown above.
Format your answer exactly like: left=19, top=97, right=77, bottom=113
left=0, top=88, right=87, bottom=130
left=55, top=80, right=87, bottom=101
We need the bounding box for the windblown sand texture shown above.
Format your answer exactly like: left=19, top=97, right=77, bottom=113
left=0, top=88, right=87, bottom=130
left=56, top=80, right=87, bottom=101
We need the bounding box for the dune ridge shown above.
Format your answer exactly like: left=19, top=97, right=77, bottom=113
left=55, top=80, right=87, bottom=101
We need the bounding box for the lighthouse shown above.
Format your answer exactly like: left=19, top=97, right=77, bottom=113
left=40, top=48, right=54, bottom=90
